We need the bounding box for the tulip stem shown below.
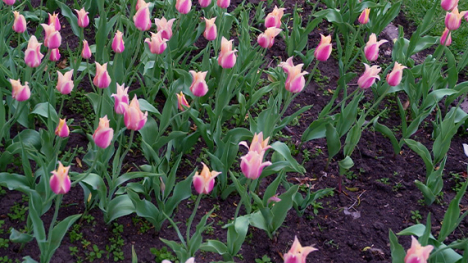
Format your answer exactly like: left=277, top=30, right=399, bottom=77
left=47, top=194, right=63, bottom=244
left=186, top=194, right=202, bottom=242
left=116, top=130, right=134, bottom=180
left=305, top=60, right=320, bottom=90
left=58, top=95, right=65, bottom=117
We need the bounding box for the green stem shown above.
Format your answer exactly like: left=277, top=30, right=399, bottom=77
left=186, top=194, right=202, bottom=242
left=47, top=194, right=63, bottom=240
left=305, top=60, right=320, bottom=89
left=114, top=130, right=134, bottom=181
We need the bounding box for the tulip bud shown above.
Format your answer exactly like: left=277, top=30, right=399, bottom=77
left=112, top=30, right=125, bottom=53
left=364, top=33, right=388, bottom=62
left=441, top=0, right=459, bottom=11
left=358, top=8, right=370, bottom=24
left=257, top=27, right=282, bottom=49
left=176, top=92, right=190, bottom=110
left=240, top=150, right=272, bottom=180
left=314, top=34, right=332, bottom=61
left=48, top=12, right=61, bottom=31
left=93, top=62, right=111, bottom=89
left=55, top=118, right=70, bottom=138
left=50, top=162, right=71, bottom=195
left=154, top=17, right=176, bottom=40
left=176, top=0, right=192, bottom=14
left=357, top=63, right=381, bottom=89
left=404, top=236, right=434, bottom=263
left=279, top=57, right=308, bottom=93
left=199, top=0, right=211, bottom=8
left=50, top=48, right=61, bottom=62
left=265, top=6, right=286, bottom=28
left=124, top=96, right=148, bottom=131
left=12, top=11, right=26, bottom=33
left=217, top=0, right=230, bottom=8
left=75, top=8, right=90, bottom=28
left=284, top=236, right=317, bottom=263
left=111, top=84, right=130, bottom=114
left=218, top=37, right=237, bottom=69
left=386, top=62, right=407, bottom=87
left=145, top=31, right=168, bottom=54
left=10, top=79, right=30, bottom=102
left=41, top=23, right=62, bottom=49
left=193, top=163, right=221, bottom=195
left=133, top=2, right=152, bottom=31
left=445, top=7, right=466, bottom=31
left=239, top=132, right=271, bottom=154
left=24, top=36, right=44, bottom=68
left=93, top=116, right=114, bottom=149
left=56, top=70, right=74, bottom=95
left=189, top=71, right=209, bottom=97
left=440, top=28, right=452, bottom=46
left=81, top=40, right=92, bottom=59
left=3, top=0, right=15, bottom=5
left=203, top=17, right=217, bottom=41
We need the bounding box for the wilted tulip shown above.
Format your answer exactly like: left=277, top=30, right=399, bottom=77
left=279, top=57, right=308, bottom=93
left=386, top=62, right=407, bottom=86
left=189, top=71, right=209, bottom=97
left=56, top=70, right=74, bottom=95
left=203, top=17, right=217, bottom=41
left=55, top=118, right=70, bottom=138
left=50, top=48, right=61, bottom=62
left=81, top=40, right=92, bottom=59
left=176, top=92, right=190, bottom=110
left=124, top=96, right=148, bottom=131
left=41, top=23, right=62, bottom=49
left=133, top=2, right=152, bottom=31
left=440, top=28, right=452, bottom=46
left=12, top=11, right=26, bottom=33
left=445, top=7, right=466, bottom=30
left=193, top=163, right=221, bottom=195
left=154, top=17, right=176, bottom=40
left=283, top=236, right=317, bottom=263
left=176, top=0, right=192, bottom=14
left=314, top=34, right=332, bottom=61
left=24, top=36, right=44, bottom=68
left=218, top=37, right=237, bottom=68
left=48, top=12, right=61, bottom=31
left=112, top=30, right=125, bottom=53
left=265, top=6, right=286, bottom=28
left=357, top=63, right=381, bottom=89
left=145, top=31, right=168, bottom=54
left=217, top=0, right=230, bottom=8
left=3, top=0, right=15, bottom=5
left=10, top=79, right=30, bottom=102
left=199, top=0, right=211, bottom=8
left=358, top=8, right=370, bottom=24
left=257, top=27, right=282, bottom=49
left=404, top=236, right=433, bottom=263
left=239, top=132, right=271, bottom=154
left=93, top=62, right=111, bottom=89
left=75, top=8, right=89, bottom=28
left=240, top=150, right=272, bottom=180
left=364, top=33, right=388, bottom=61
left=111, top=84, right=130, bottom=114
left=93, top=116, right=114, bottom=149
left=441, top=0, right=459, bottom=11
left=50, top=162, right=71, bottom=195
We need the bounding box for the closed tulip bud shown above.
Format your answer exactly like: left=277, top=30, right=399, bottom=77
left=124, top=96, right=148, bottom=131
left=279, top=57, right=308, bottom=93
left=193, top=163, right=220, bottom=195
left=358, top=8, right=370, bottom=24
left=112, top=30, right=125, bottom=53
left=203, top=17, right=217, bottom=41
left=93, top=116, right=114, bottom=149
left=12, top=11, right=26, bottom=33
left=41, top=23, right=62, bottom=49
left=217, top=0, right=230, bottom=8
left=284, top=236, right=317, bottom=263
left=133, top=2, right=152, bottom=31
left=24, top=36, right=44, bottom=68
left=364, top=33, right=388, bottom=61
left=81, top=40, right=92, bottom=59
left=265, top=6, right=286, bottom=28
left=314, top=34, right=332, bottom=61
left=386, top=62, right=407, bottom=86
left=3, top=0, right=15, bottom=5
left=176, top=92, right=190, bottom=110
left=56, top=70, right=74, bottom=95
left=404, top=236, right=434, bottom=263
left=239, top=132, right=271, bottom=154
left=176, top=0, right=192, bottom=14
left=50, top=48, right=61, bottom=62
left=218, top=37, right=237, bottom=68
left=93, top=62, right=111, bottom=89
left=50, top=162, right=71, bottom=195
left=145, top=31, right=168, bottom=54
left=441, top=0, right=459, bottom=11
left=440, top=28, right=452, bottom=46
left=55, top=118, right=70, bottom=138
left=154, top=17, right=176, bottom=40
left=135, top=0, right=146, bottom=11
left=257, top=27, right=282, bottom=49
left=75, top=8, right=89, bottom=28
left=445, top=8, right=466, bottom=30
left=358, top=63, right=381, bottom=89
left=111, top=83, right=130, bottom=114
left=48, top=12, right=61, bottom=31
left=10, top=79, right=30, bottom=102
left=189, top=70, right=209, bottom=97
left=199, top=0, right=211, bottom=8
left=240, top=150, right=272, bottom=180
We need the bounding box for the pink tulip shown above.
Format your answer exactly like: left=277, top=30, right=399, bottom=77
left=358, top=8, right=370, bottom=24
left=162, top=259, right=195, bottom=263
left=199, top=0, right=211, bottom=8
left=112, top=30, right=125, bottom=53
left=145, top=31, right=168, bottom=54
left=10, top=79, right=30, bottom=102
left=93, top=62, right=111, bottom=89
left=218, top=37, right=237, bottom=69
left=357, top=63, right=381, bottom=89
left=257, top=27, right=282, bottom=49
left=279, top=57, right=308, bottom=93
left=93, top=116, right=114, bottom=149
left=81, top=40, right=92, bottom=59
left=441, top=0, right=459, bottom=11
left=12, top=11, right=26, bottom=33
left=386, top=62, right=407, bottom=86
left=267, top=194, right=281, bottom=204
left=75, top=8, right=89, bottom=28
left=24, top=36, right=44, bottom=68
left=154, top=17, right=176, bottom=40
left=111, top=83, right=130, bottom=114
left=124, top=96, right=148, bottom=131
left=50, top=162, right=71, bottom=194
left=55, top=118, right=70, bottom=138
left=404, top=236, right=434, bottom=263
left=176, top=0, right=192, bottom=14
left=56, top=70, right=74, bottom=95
left=314, top=34, right=332, bottom=61
left=440, top=28, right=452, bottom=46
left=176, top=92, right=190, bottom=110
left=50, top=48, right=61, bottom=62
left=48, top=12, right=61, bottom=31
left=203, top=17, right=217, bottom=41
left=240, top=150, right=272, bottom=180
left=193, top=163, right=221, bottom=194
left=135, top=0, right=146, bottom=11
left=284, top=236, right=317, bottom=263
left=2, top=0, right=15, bottom=5
left=265, top=6, right=286, bottom=28
left=189, top=71, right=209, bottom=97
left=364, top=33, right=388, bottom=61
left=239, top=132, right=271, bottom=154
left=133, top=2, right=152, bottom=31
left=41, top=23, right=62, bottom=49
left=217, top=0, right=230, bottom=8
left=445, top=7, right=466, bottom=30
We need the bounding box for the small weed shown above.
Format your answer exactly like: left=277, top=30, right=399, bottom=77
left=325, top=239, right=339, bottom=249
left=8, top=202, right=27, bottom=222
left=150, top=247, right=177, bottom=262
left=376, top=178, right=390, bottom=185
left=392, top=182, right=403, bottom=192
left=255, top=255, right=273, bottom=263
left=205, top=225, right=215, bottom=235
left=410, top=210, right=422, bottom=223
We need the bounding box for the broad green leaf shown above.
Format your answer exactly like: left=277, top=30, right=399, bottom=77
left=32, top=102, right=58, bottom=124
left=389, top=230, right=405, bottom=263
left=439, top=180, right=468, bottom=242
left=105, top=195, right=135, bottom=223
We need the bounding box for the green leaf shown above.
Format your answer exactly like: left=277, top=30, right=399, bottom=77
left=403, top=139, right=433, bottom=175
left=325, top=124, right=341, bottom=160
left=200, top=240, right=228, bottom=254
left=415, top=180, right=436, bottom=206
left=338, top=156, right=354, bottom=175
left=270, top=142, right=305, bottom=174
left=105, top=195, right=135, bottom=223
left=302, top=118, right=331, bottom=141
left=9, top=228, right=34, bottom=243
left=55, top=1, right=81, bottom=38
left=373, top=120, right=400, bottom=155
left=47, top=214, right=82, bottom=262
left=32, top=102, right=58, bottom=124
left=138, top=99, right=160, bottom=115
left=271, top=185, right=299, bottom=233
left=389, top=230, right=405, bottom=263
left=438, top=180, right=468, bottom=242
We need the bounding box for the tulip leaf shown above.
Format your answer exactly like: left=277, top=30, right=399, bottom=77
left=55, top=1, right=80, bottom=38
left=302, top=118, right=331, bottom=141
left=105, top=195, right=135, bottom=224
left=338, top=156, right=354, bottom=175
left=32, top=102, right=58, bottom=124
left=200, top=240, right=228, bottom=255
left=373, top=119, right=400, bottom=155
left=127, top=189, right=161, bottom=228
left=9, top=228, right=34, bottom=244
left=138, top=99, right=160, bottom=115
left=438, top=179, right=468, bottom=242
left=388, top=230, right=405, bottom=263
left=415, top=180, right=436, bottom=206
left=47, top=214, right=82, bottom=262
left=270, top=142, right=305, bottom=174
left=403, top=139, right=433, bottom=175
left=325, top=123, right=341, bottom=160
left=271, top=185, right=299, bottom=233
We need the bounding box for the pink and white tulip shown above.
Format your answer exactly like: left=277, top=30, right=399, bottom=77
left=124, top=96, right=148, bottom=131
left=55, top=118, right=70, bottom=138
left=265, top=6, right=286, bottom=28
left=358, top=8, right=370, bottom=24
left=41, top=23, right=62, bottom=49
left=176, top=0, right=192, bottom=14
left=284, top=236, right=317, bottom=263
left=203, top=17, right=217, bottom=41
left=441, top=0, right=459, bottom=11
left=154, top=17, right=176, bottom=40
left=279, top=57, right=308, bottom=93
left=217, top=0, right=230, bottom=8
left=10, top=79, right=30, bottom=102
left=133, top=2, right=152, bottom=31
left=199, top=0, right=211, bottom=8
left=24, top=36, right=44, bottom=68
left=404, top=236, right=434, bottom=263
left=240, top=150, right=271, bottom=180
left=357, top=63, right=381, bottom=89
left=93, top=62, right=111, bottom=89
left=2, top=0, right=15, bottom=5
left=189, top=71, right=209, bottom=97
left=193, top=163, right=220, bottom=195
left=93, top=116, right=114, bottom=149
left=12, top=11, right=26, bottom=33
left=314, top=34, right=332, bottom=61
left=445, top=7, right=466, bottom=30
left=364, top=33, right=388, bottom=61
left=145, top=31, right=168, bottom=54
left=48, top=12, right=61, bottom=31
left=75, top=8, right=89, bottom=28
left=56, top=70, right=74, bottom=95
left=112, top=30, right=125, bottom=53
left=176, top=92, right=190, bottom=110
left=218, top=37, right=237, bottom=69
left=81, top=40, right=92, bottom=59
left=50, top=48, right=61, bottom=62
left=440, top=28, right=452, bottom=46
left=386, top=62, right=407, bottom=87
left=111, top=84, right=130, bottom=115
left=50, top=162, right=71, bottom=195
left=257, top=27, right=282, bottom=49
left=239, top=132, right=271, bottom=154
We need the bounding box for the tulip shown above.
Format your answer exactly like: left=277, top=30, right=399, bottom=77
left=75, top=8, right=89, bottom=28
left=48, top=12, right=61, bottom=31
left=93, top=116, right=114, bottom=149
left=124, top=96, right=148, bottom=131
left=239, top=132, right=271, bottom=154
left=203, top=17, right=217, bottom=41
left=257, top=27, right=282, bottom=49
left=133, top=2, right=152, bottom=31
left=240, top=150, right=272, bottom=180
left=445, top=7, right=466, bottom=30
left=189, top=71, right=209, bottom=97
left=284, top=236, right=317, bottom=263
left=176, top=0, right=192, bottom=14
left=12, top=11, right=26, bottom=33
left=218, top=37, right=237, bottom=69
left=145, top=31, right=168, bottom=54
left=93, top=62, right=111, bottom=89
left=364, top=33, right=388, bottom=61
left=162, top=258, right=195, bottom=263
left=199, top=0, right=211, bottom=8
left=135, top=0, right=146, bottom=11
left=24, top=36, right=44, bottom=68
left=386, top=62, right=407, bottom=86
left=56, top=70, right=74, bottom=95
left=404, top=236, right=434, bottom=263
left=81, top=40, right=92, bottom=59
left=50, top=162, right=71, bottom=195
left=440, top=28, right=452, bottom=46
left=265, top=6, right=286, bottom=28
left=154, top=17, right=176, bottom=40
left=50, top=48, right=61, bottom=62
left=41, top=23, right=62, bottom=49
left=111, top=84, right=130, bottom=114
left=176, top=92, right=190, bottom=110
left=193, top=163, right=221, bottom=195
left=358, top=8, right=370, bottom=24
left=112, top=30, right=125, bottom=53
left=2, top=0, right=15, bottom=5
left=357, top=63, right=381, bottom=89
left=441, top=0, right=459, bottom=11
left=314, top=34, right=332, bottom=61
left=10, top=79, right=30, bottom=102
left=279, top=57, right=308, bottom=93
left=55, top=118, right=70, bottom=138
left=217, top=0, right=230, bottom=8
